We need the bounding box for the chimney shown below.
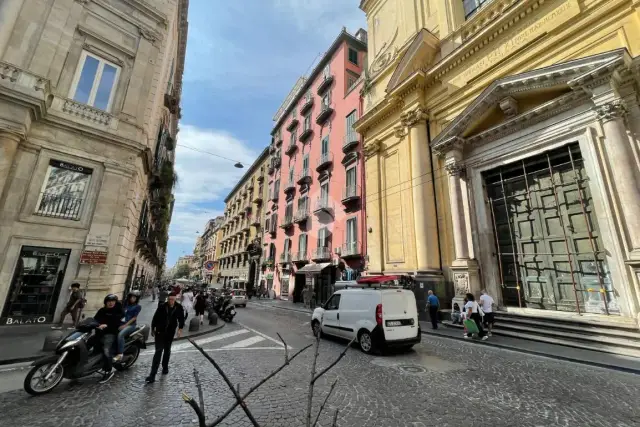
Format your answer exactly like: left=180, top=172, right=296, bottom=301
left=355, top=28, right=368, bottom=44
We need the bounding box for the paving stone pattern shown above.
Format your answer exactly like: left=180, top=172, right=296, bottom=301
left=1, top=315, right=639, bottom=427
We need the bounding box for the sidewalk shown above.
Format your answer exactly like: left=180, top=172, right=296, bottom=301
left=0, top=296, right=224, bottom=365
left=250, top=298, right=640, bottom=374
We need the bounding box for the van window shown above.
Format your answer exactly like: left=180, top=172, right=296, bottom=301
left=325, top=294, right=341, bottom=310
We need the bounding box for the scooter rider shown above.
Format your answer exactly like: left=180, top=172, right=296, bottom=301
left=113, top=291, right=141, bottom=362
left=94, top=294, right=124, bottom=384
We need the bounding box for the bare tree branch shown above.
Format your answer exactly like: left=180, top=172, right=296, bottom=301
left=277, top=332, right=289, bottom=363
left=182, top=392, right=206, bottom=427
left=312, top=337, right=356, bottom=384
left=312, top=379, right=338, bottom=427
left=306, top=331, right=322, bottom=427
left=193, top=367, right=205, bottom=418
left=188, top=339, right=260, bottom=427
left=331, top=409, right=339, bottom=427
left=209, top=343, right=313, bottom=427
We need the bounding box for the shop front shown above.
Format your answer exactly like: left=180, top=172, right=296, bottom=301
left=1, top=246, right=71, bottom=325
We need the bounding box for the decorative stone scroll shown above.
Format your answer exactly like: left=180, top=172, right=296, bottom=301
left=445, top=162, right=465, bottom=177
left=363, top=139, right=382, bottom=159
left=453, top=273, right=470, bottom=296
left=401, top=106, right=428, bottom=128
left=595, top=101, right=627, bottom=123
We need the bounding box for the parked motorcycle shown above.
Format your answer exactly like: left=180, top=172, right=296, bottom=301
left=23, top=318, right=148, bottom=396
left=214, top=295, right=236, bottom=322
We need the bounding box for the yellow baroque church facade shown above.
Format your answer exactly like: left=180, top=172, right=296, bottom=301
left=355, top=0, right=640, bottom=325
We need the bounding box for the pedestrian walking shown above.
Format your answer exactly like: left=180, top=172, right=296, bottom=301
left=181, top=287, right=194, bottom=322
left=194, top=291, right=207, bottom=325
left=146, top=293, right=184, bottom=383
left=151, top=284, right=156, bottom=302
left=426, top=290, right=440, bottom=329
left=57, top=282, right=84, bottom=327
left=479, top=289, right=495, bottom=336
left=158, top=286, right=169, bottom=308
left=464, top=293, right=487, bottom=340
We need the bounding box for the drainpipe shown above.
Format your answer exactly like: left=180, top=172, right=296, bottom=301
left=426, top=121, right=442, bottom=271
left=359, top=93, right=367, bottom=275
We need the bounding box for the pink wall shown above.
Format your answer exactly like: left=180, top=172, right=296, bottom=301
left=264, top=39, right=366, bottom=298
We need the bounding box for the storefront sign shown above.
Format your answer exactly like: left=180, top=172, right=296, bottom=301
left=50, top=159, right=93, bottom=174
left=80, top=250, right=108, bottom=264
left=85, top=234, right=109, bottom=247
left=2, top=315, right=52, bottom=325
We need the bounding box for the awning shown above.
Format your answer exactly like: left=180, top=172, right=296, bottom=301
left=357, top=275, right=400, bottom=284
left=296, top=263, right=331, bottom=274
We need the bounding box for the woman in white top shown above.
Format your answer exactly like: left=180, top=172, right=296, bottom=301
left=464, top=293, right=488, bottom=340
left=181, top=288, right=194, bottom=322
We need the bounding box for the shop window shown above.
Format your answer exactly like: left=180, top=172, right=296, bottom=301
left=70, top=50, right=120, bottom=112
left=1, top=246, right=71, bottom=325
left=35, top=160, right=93, bottom=220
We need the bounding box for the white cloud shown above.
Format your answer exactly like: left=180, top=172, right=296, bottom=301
left=272, top=0, right=366, bottom=39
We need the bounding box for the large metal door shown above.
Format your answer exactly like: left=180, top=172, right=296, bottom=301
left=485, top=143, right=617, bottom=314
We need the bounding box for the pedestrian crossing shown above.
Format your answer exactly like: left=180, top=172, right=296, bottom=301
left=142, top=325, right=287, bottom=355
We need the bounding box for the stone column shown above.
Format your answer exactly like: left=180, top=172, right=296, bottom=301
left=0, top=0, right=23, bottom=58
left=402, top=107, right=440, bottom=272
left=596, top=101, right=640, bottom=251
left=445, top=160, right=469, bottom=261
left=0, top=131, right=20, bottom=201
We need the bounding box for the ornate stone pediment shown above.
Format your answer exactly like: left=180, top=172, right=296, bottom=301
left=386, top=29, right=440, bottom=93
left=431, top=49, right=631, bottom=155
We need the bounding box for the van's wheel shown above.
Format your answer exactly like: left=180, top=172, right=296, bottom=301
left=358, top=330, right=374, bottom=354
left=311, top=320, right=322, bottom=338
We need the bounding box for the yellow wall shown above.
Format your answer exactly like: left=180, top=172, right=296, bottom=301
left=357, top=0, right=640, bottom=276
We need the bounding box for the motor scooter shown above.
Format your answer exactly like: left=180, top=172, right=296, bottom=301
left=24, top=318, right=148, bottom=396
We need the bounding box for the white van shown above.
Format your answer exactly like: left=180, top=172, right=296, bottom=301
left=311, top=287, right=420, bottom=353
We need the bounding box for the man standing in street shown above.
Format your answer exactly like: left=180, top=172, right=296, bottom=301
left=158, top=286, right=169, bottom=308
left=427, top=290, right=440, bottom=329
left=146, top=292, right=184, bottom=383
left=479, top=289, right=495, bottom=336
left=57, top=282, right=83, bottom=328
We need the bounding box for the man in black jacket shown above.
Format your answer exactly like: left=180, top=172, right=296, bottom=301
left=145, top=292, right=184, bottom=383
left=95, top=294, right=124, bottom=384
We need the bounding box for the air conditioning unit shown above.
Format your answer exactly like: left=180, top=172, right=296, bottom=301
left=334, top=247, right=341, bottom=255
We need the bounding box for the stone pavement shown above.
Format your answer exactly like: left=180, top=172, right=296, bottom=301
left=0, top=296, right=223, bottom=365
left=1, top=306, right=639, bottom=427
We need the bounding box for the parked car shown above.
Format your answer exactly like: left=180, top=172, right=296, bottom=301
left=231, top=289, right=247, bottom=307
left=311, top=286, right=420, bottom=354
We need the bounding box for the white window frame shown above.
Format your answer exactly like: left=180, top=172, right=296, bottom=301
left=346, top=217, right=357, bottom=245
left=346, top=165, right=357, bottom=188
left=69, top=51, right=121, bottom=112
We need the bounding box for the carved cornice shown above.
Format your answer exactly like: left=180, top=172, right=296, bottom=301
left=353, top=96, right=404, bottom=136
left=433, top=136, right=465, bottom=158
left=363, top=139, right=382, bottom=159
left=445, top=162, right=465, bottom=177
left=595, top=101, right=627, bottom=123
left=401, top=106, right=428, bottom=128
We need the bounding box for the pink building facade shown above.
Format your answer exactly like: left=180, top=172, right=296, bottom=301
left=261, top=29, right=368, bottom=304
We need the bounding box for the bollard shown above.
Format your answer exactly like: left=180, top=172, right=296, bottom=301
left=42, top=329, right=66, bottom=352
left=188, top=317, right=200, bottom=332
left=208, top=312, right=218, bottom=326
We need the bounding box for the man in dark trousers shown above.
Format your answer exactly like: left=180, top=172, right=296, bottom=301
left=146, top=292, right=184, bottom=383
left=57, top=282, right=83, bottom=327
left=426, top=290, right=440, bottom=329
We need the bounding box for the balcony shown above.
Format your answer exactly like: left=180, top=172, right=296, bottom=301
left=316, top=152, right=333, bottom=171
left=284, top=180, right=296, bottom=194
left=294, top=208, right=309, bottom=224
left=251, top=215, right=260, bottom=226
left=244, top=204, right=252, bottom=213
left=272, top=157, right=281, bottom=169
left=297, top=169, right=312, bottom=185
left=257, top=173, right=264, bottom=182
left=279, top=252, right=292, bottom=265
left=35, top=193, right=83, bottom=220
left=268, top=163, right=275, bottom=175
left=285, top=141, right=298, bottom=156
left=270, top=190, right=279, bottom=202
left=316, top=72, right=334, bottom=95
left=314, top=198, right=334, bottom=215
left=300, top=93, right=313, bottom=114
left=343, top=132, right=359, bottom=152
left=341, top=185, right=361, bottom=204
left=286, top=117, right=299, bottom=131
left=299, top=125, right=313, bottom=142
left=164, top=91, right=180, bottom=114
left=262, top=257, right=275, bottom=267
left=280, top=215, right=294, bottom=229
left=253, top=191, right=263, bottom=203
left=311, top=246, right=331, bottom=261
left=292, top=251, right=309, bottom=264
left=268, top=224, right=277, bottom=236
left=342, top=242, right=361, bottom=259
left=275, top=135, right=283, bottom=146
left=315, top=103, right=334, bottom=125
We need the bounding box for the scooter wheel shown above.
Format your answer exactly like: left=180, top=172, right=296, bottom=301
left=24, top=360, right=65, bottom=396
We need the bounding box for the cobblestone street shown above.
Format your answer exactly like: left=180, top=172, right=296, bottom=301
left=0, top=304, right=639, bottom=427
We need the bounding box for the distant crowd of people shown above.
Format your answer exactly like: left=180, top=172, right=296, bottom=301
left=426, top=289, right=496, bottom=340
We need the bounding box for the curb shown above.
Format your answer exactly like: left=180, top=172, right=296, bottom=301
left=248, top=301, right=312, bottom=315
left=0, top=322, right=227, bottom=367
left=421, top=328, right=640, bottom=376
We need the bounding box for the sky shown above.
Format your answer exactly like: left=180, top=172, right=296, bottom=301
left=166, top=1, right=367, bottom=267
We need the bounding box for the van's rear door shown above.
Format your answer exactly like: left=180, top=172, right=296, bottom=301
left=381, top=290, right=418, bottom=341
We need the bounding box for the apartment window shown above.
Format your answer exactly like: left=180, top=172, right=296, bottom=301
left=290, top=131, right=296, bottom=147
left=167, top=58, right=175, bottom=94
left=346, top=166, right=357, bottom=191
left=321, top=135, right=329, bottom=155
left=265, top=218, right=270, bottom=233
left=299, top=234, right=307, bottom=255
left=304, top=113, right=311, bottom=131
left=347, top=75, right=358, bottom=90
left=274, top=179, right=280, bottom=194
left=288, top=167, right=294, bottom=183
left=284, top=238, right=291, bottom=254
left=292, top=106, right=297, bottom=118
left=348, top=48, right=359, bottom=65
left=70, top=51, right=120, bottom=111
left=463, top=0, right=492, bottom=19
left=323, top=64, right=331, bottom=79
left=303, top=154, right=309, bottom=171
left=285, top=202, right=293, bottom=218
left=318, top=227, right=330, bottom=247
left=320, top=181, right=329, bottom=204
left=298, top=195, right=308, bottom=212
left=346, top=217, right=357, bottom=245
left=321, top=91, right=332, bottom=109
left=346, top=111, right=357, bottom=134
left=35, top=160, right=93, bottom=220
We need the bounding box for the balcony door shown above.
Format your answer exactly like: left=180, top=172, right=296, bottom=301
left=346, top=217, right=357, bottom=254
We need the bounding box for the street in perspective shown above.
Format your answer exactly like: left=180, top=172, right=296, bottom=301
left=2, top=0, right=640, bottom=426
